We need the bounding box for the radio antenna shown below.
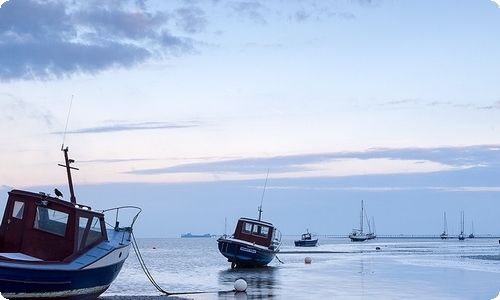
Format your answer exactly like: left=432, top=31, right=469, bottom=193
left=61, top=95, right=73, bottom=150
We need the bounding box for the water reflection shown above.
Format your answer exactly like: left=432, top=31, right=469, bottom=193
left=218, top=267, right=279, bottom=299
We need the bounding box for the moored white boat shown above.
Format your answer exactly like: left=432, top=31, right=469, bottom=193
left=349, top=200, right=375, bottom=242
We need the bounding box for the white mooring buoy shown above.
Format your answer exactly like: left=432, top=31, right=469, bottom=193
left=234, top=278, right=248, bottom=292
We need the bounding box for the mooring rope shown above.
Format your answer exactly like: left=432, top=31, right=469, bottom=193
left=275, top=255, right=284, bottom=264
left=130, top=232, right=171, bottom=295
left=130, top=232, right=233, bottom=296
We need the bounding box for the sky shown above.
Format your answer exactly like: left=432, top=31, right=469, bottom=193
left=0, top=0, right=500, bottom=238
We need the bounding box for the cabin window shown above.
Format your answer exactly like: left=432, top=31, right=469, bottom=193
left=77, top=217, right=88, bottom=249
left=34, top=207, right=68, bottom=236
left=242, top=222, right=253, bottom=234
left=252, top=225, right=269, bottom=238
left=12, top=201, right=25, bottom=219
left=86, top=216, right=103, bottom=246
left=78, top=216, right=104, bottom=249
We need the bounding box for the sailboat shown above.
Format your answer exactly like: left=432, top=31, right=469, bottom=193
left=458, top=211, right=465, bottom=241
left=440, top=212, right=449, bottom=239
left=469, top=221, right=475, bottom=239
left=349, top=200, right=375, bottom=242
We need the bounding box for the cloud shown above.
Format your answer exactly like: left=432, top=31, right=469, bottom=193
left=492, top=0, right=500, bottom=9
left=0, top=0, right=198, bottom=81
left=227, top=1, right=269, bottom=25
left=290, top=9, right=312, bottom=22
left=0, top=92, right=53, bottom=127
left=353, top=0, right=381, bottom=5
left=0, top=0, right=383, bottom=81
left=55, top=120, right=203, bottom=134
left=175, top=6, right=208, bottom=34
left=126, top=145, right=498, bottom=180
left=477, top=101, right=500, bottom=110
left=385, top=98, right=500, bottom=110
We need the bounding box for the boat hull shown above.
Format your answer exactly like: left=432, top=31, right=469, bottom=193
left=0, top=235, right=131, bottom=300
left=294, top=239, right=318, bottom=247
left=0, top=260, right=125, bottom=299
left=349, top=234, right=370, bottom=242
left=217, top=237, right=277, bottom=268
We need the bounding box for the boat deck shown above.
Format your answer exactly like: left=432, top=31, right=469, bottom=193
left=0, top=252, right=42, bottom=261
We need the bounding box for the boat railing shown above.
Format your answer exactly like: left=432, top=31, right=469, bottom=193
left=270, top=228, right=282, bottom=251
left=101, top=206, right=142, bottom=243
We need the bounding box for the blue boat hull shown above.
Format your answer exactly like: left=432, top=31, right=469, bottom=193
left=217, top=237, right=277, bottom=268
left=0, top=261, right=125, bottom=299
left=294, top=239, right=318, bottom=247
left=0, top=228, right=132, bottom=300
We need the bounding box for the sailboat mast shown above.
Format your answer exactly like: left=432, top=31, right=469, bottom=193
left=461, top=211, right=465, bottom=234
left=444, top=212, right=447, bottom=234
left=360, top=200, right=364, bottom=234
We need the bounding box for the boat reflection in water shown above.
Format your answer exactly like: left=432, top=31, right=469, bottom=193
left=218, top=267, right=279, bottom=299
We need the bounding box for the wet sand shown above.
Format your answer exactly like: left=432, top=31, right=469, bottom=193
left=99, top=291, right=235, bottom=300
left=100, top=296, right=193, bottom=300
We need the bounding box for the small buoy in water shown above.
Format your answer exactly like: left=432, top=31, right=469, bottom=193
left=234, top=279, right=247, bottom=292
left=152, top=246, right=156, bottom=249
left=375, top=247, right=381, bottom=251
left=305, top=256, right=312, bottom=264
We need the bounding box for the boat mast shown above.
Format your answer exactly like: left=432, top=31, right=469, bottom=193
left=58, top=146, right=79, bottom=204
left=360, top=200, right=364, bottom=235
left=443, top=212, right=448, bottom=235
left=461, top=211, right=465, bottom=235
left=258, top=169, right=270, bottom=221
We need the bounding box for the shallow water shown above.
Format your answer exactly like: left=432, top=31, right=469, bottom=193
left=102, top=237, right=500, bottom=299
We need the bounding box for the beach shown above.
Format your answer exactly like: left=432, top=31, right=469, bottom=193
left=100, top=237, right=500, bottom=299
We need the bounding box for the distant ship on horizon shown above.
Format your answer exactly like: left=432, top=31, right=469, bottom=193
left=181, top=232, right=213, bottom=238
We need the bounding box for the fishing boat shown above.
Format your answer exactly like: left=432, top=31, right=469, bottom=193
left=217, top=209, right=282, bottom=268
left=349, top=200, right=374, bottom=242
left=217, top=173, right=282, bottom=268
left=0, top=146, right=141, bottom=299
left=458, top=211, right=465, bottom=241
left=440, top=212, right=449, bottom=240
left=294, top=229, right=318, bottom=247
